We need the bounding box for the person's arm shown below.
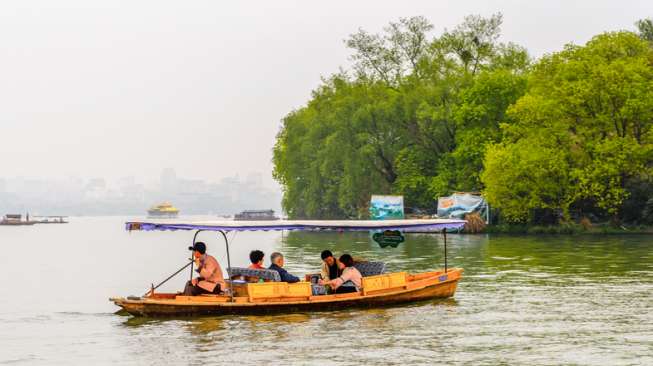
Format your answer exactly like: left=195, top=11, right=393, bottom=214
left=280, top=268, right=300, bottom=283
left=329, top=268, right=353, bottom=289
left=320, top=262, right=329, bottom=280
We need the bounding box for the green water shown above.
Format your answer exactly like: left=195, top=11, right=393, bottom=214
left=0, top=217, right=651, bottom=365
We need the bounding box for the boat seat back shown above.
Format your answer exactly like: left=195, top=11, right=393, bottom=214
left=354, top=261, right=386, bottom=277
left=361, top=272, right=407, bottom=295
left=247, top=282, right=312, bottom=300
left=227, top=267, right=282, bottom=282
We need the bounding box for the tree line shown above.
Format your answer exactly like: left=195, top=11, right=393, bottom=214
left=273, top=14, right=653, bottom=225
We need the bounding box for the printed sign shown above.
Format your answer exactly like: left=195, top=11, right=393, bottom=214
left=372, top=230, right=405, bottom=248
left=369, top=195, right=405, bottom=220
left=437, top=193, right=487, bottom=219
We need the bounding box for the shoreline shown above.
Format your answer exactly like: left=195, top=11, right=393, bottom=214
left=482, top=224, right=653, bottom=235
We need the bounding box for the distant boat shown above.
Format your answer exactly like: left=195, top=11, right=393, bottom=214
left=0, top=214, right=35, bottom=226
left=147, top=202, right=179, bottom=218
left=35, top=216, right=69, bottom=224
left=234, top=209, right=279, bottom=221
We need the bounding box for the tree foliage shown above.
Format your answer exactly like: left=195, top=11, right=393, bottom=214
left=274, top=15, right=653, bottom=225
left=482, top=31, right=653, bottom=223
left=636, top=18, right=653, bottom=43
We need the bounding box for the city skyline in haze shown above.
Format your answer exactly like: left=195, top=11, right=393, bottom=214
left=1, top=1, right=651, bottom=190
left=0, top=168, right=282, bottom=215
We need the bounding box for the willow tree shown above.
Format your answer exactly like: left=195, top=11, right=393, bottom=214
left=274, top=14, right=529, bottom=218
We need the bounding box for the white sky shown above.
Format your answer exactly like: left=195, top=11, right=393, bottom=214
left=1, top=0, right=651, bottom=188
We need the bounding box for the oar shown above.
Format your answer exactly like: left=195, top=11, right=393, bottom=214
left=142, top=260, right=193, bottom=297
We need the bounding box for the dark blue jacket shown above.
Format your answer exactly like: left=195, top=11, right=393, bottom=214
left=269, top=263, right=300, bottom=283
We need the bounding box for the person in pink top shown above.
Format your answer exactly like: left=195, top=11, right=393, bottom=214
left=320, top=254, right=362, bottom=294
left=183, top=242, right=226, bottom=296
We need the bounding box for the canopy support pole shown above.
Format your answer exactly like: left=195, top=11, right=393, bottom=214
left=218, top=230, right=234, bottom=303
left=191, top=230, right=204, bottom=281
left=442, top=228, right=448, bottom=273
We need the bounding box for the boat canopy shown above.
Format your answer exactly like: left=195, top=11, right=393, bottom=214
left=125, top=219, right=466, bottom=233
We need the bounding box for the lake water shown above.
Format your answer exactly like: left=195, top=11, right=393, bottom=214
left=0, top=216, right=651, bottom=365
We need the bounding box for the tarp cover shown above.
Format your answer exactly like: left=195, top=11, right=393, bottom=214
left=437, top=193, right=487, bottom=219
left=125, top=219, right=466, bottom=232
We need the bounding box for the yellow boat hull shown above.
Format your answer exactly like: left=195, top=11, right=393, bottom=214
left=111, top=268, right=462, bottom=317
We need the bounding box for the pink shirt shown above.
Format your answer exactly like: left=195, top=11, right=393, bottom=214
left=197, top=254, right=225, bottom=292
left=332, top=266, right=362, bottom=290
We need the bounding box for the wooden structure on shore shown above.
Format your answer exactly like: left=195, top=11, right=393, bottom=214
left=34, top=215, right=68, bottom=224
left=1, top=214, right=69, bottom=226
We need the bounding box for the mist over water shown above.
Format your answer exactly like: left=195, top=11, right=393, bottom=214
left=0, top=217, right=651, bottom=365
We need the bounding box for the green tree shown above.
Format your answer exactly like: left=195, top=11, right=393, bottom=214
left=636, top=18, right=653, bottom=43
left=274, top=13, right=531, bottom=218
left=438, top=13, right=504, bottom=75
left=483, top=31, right=653, bottom=223
left=482, top=138, right=574, bottom=223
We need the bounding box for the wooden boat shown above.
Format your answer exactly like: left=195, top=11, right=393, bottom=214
left=111, top=219, right=466, bottom=317
left=234, top=209, right=279, bottom=221
left=112, top=269, right=462, bottom=316
left=147, top=202, right=179, bottom=218
left=0, top=214, right=36, bottom=226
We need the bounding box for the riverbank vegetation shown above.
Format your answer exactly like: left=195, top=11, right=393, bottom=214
left=273, top=14, right=653, bottom=228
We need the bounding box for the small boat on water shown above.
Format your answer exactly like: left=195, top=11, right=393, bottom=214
left=34, top=215, right=69, bottom=224
left=111, top=219, right=466, bottom=317
left=234, top=209, right=279, bottom=221
left=147, top=202, right=179, bottom=218
left=0, top=214, right=36, bottom=226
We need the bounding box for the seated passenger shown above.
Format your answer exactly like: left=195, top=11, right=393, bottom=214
left=246, top=250, right=265, bottom=283
left=268, top=252, right=300, bottom=283
left=183, top=242, right=226, bottom=296
left=320, top=254, right=362, bottom=294
left=248, top=250, right=265, bottom=270
left=320, top=250, right=341, bottom=281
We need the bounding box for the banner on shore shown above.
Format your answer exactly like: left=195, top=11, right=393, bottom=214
left=369, top=195, right=405, bottom=220
left=370, top=195, right=405, bottom=247
left=437, top=193, right=488, bottom=220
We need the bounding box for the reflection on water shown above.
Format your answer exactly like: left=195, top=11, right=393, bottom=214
left=0, top=217, right=651, bottom=365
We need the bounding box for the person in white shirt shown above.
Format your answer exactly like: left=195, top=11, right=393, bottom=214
left=320, top=254, right=362, bottom=293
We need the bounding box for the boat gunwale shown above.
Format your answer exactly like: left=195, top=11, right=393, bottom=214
left=111, top=268, right=462, bottom=308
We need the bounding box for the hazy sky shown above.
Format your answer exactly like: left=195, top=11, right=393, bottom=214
left=1, top=1, right=651, bottom=188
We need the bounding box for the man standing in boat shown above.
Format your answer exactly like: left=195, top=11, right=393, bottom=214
left=183, top=242, right=226, bottom=296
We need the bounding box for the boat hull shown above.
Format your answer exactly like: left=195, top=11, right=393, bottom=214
left=112, top=269, right=461, bottom=317
left=0, top=221, right=36, bottom=226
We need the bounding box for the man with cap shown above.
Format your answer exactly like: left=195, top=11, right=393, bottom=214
left=183, top=242, right=226, bottom=296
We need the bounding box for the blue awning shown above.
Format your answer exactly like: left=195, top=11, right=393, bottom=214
left=125, top=219, right=466, bottom=232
